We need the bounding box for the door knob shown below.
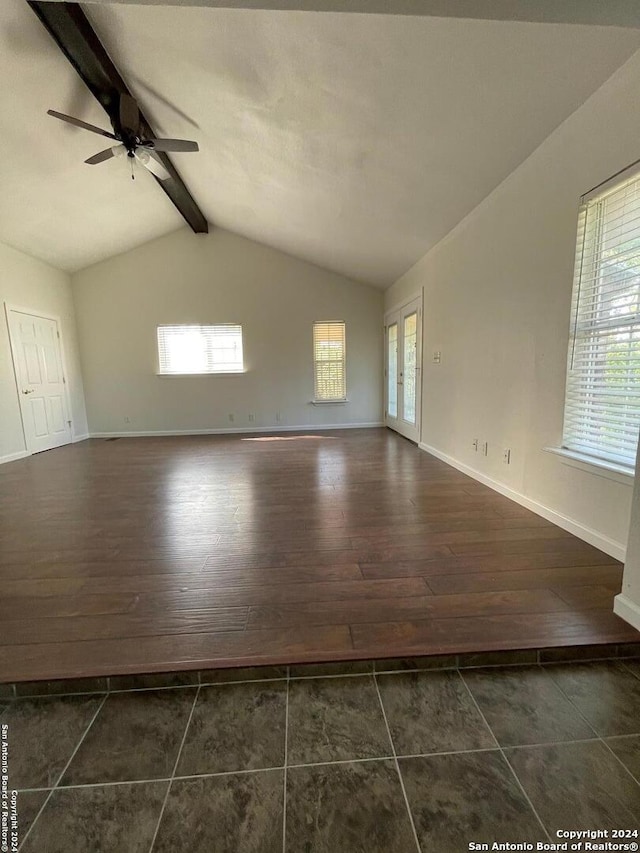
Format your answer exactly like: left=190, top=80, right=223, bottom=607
left=22, top=389, right=34, bottom=395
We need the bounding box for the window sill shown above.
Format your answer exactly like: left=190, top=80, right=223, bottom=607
left=310, top=399, right=349, bottom=405
left=544, top=446, right=634, bottom=485
left=157, top=370, right=246, bottom=377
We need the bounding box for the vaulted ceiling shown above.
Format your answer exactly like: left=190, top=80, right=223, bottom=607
left=1, top=0, right=640, bottom=286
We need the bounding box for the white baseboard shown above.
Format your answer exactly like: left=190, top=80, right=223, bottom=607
left=0, top=435, right=88, bottom=463
left=614, top=594, right=640, bottom=631
left=0, top=449, right=30, bottom=466
left=419, top=441, right=626, bottom=562
left=90, top=422, right=384, bottom=439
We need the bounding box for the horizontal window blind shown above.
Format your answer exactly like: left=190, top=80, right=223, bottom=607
left=313, top=321, right=346, bottom=401
left=157, top=325, right=243, bottom=374
left=562, top=169, right=640, bottom=469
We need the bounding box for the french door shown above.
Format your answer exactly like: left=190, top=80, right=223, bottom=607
left=385, top=296, right=422, bottom=443
left=7, top=308, right=72, bottom=453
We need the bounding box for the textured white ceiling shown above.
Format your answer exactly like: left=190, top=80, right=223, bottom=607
left=1, top=1, right=639, bottom=285
left=45, top=0, right=640, bottom=29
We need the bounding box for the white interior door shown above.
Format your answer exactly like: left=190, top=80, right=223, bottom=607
left=7, top=309, right=72, bottom=453
left=384, top=296, right=422, bottom=443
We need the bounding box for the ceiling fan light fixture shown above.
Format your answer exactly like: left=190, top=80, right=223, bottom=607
left=47, top=95, right=191, bottom=185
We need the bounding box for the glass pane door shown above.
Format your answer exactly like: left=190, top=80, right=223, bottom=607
left=388, top=323, right=398, bottom=418
left=403, top=312, right=417, bottom=425
left=384, top=296, right=421, bottom=443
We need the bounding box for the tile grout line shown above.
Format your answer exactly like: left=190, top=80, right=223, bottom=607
left=595, top=735, right=640, bottom=790
left=147, top=683, right=202, bottom=853
left=287, top=670, right=375, bottom=680
left=282, top=666, right=290, bottom=853
left=372, top=673, right=422, bottom=853
left=17, top=690, right=109, bottom=853
left=8, top=680, right=281, bottom=700
left=540, top=654, right=628, bottom=668
left=18, top=731, right=626, bottom=797
left=546, top=670, right=640, bottom=792
left=456, top=669, right=552, bottom=843
left=620, top=660, right=640, bottom=683
left=533, top=666, right=600, bottom=743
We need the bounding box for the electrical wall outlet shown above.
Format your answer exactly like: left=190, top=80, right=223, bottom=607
left=482, top=441, right=488, bottom=456
left=276, top=412, right=283, bottom=423
left=248, top=413, right=255, bottom=423
left=503, top=448, right=511, bottom=464
left=472, top=439, right=479, bottom=452
left=124, top=417, right=130, bottom=424
left=433, top=351, right=442, bottom=364
left=228, top=413, right=235, bottom=423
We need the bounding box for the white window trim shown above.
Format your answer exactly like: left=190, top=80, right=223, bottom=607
left=157, top=371, right=247, bottom=377
left=157, top=324, right=244, bottom=376
left=544, top=446, right=634, bottom=485
left=561, top=163, right=640, bottom=470
left=312, top=320, right=347, bottom=403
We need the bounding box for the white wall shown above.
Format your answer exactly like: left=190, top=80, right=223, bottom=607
left=616, top=443, right=640, bottom=630
left=72, top=227, right=383, bottom=434
left=385, top=49, right=640, bottom=560
left=0, top=241, right=87, bottom=462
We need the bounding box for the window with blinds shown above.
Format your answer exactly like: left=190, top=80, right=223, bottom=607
left=562, top=167, right=640, bottom=469
left=157, top=325, right=243, bottom=375
left=313, top=321, right=346, bottom=401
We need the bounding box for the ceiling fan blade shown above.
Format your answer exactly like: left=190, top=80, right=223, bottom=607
left=119, top=93, right=139, bottom=134
left=85, top=145, right=124, bottom=165
left=134, top=149, right=170, bottom=181
left=47, top=110, right=116, bottom=139
left=142, top=138, right=199, bottom=153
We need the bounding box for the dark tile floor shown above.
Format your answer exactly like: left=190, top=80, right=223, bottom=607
left=5, top=657, right=640, bottom=853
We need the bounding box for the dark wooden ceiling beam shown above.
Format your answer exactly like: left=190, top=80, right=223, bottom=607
left=27, top=1, right=208, bottom=234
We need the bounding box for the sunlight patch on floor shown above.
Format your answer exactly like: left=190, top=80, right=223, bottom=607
left=241, top=436, right=338, bottom=442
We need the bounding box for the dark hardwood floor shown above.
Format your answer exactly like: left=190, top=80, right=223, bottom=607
left=1, top=428, right=637, bottom=682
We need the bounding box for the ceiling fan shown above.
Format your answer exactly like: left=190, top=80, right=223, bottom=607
left=47, top=93, right=199, bottom=181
